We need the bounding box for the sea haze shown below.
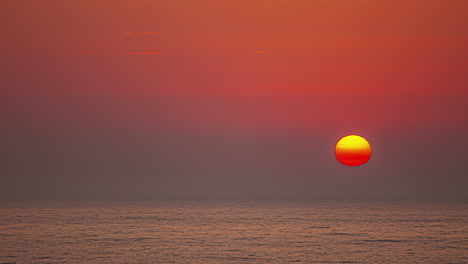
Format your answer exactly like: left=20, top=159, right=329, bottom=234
left=1, top=199, right=467, bottom=263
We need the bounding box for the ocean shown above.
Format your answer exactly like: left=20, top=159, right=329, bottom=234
left=1, top=199, right=467, bottom=263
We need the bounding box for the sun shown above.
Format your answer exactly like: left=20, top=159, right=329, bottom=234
left=335, top=135, right=372, bottom=166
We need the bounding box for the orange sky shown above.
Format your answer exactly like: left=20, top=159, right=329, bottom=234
left=1, top=0, right=467, bottom=199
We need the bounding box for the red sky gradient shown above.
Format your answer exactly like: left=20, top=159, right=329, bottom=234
left=1, top=0, right=467, bottom=199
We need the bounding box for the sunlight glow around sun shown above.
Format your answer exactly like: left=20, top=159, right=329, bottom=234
left=335, top=135, right=372, bottom=166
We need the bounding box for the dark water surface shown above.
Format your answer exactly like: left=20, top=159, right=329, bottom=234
left=1, top=200, right=467, bottom=263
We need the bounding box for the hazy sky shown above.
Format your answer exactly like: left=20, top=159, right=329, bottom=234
left=1, top=0, right=467, bottom=199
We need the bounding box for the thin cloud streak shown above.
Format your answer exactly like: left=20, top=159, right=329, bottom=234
left=120, top=51, right=165, bottom=55
left=123, top=32, right=158, bottom=35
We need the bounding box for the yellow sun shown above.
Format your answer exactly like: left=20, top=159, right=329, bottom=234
left=335, top=135, right=372, bottom=166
